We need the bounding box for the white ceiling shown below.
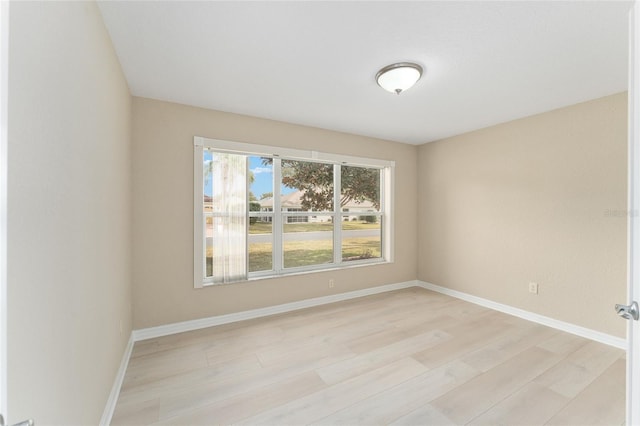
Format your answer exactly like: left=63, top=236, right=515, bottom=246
left=98, top=1, right=631, bottom=145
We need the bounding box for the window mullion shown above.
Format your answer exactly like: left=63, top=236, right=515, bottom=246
left=333, top=164, right=342, bottom=265
left=273, top=158, right=283, bottom=273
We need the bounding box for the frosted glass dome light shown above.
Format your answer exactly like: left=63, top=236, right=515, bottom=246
left=376, top=62, right=423, bottom=95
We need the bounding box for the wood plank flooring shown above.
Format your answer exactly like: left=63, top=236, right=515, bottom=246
left=111, top=288, right=626, bottom=425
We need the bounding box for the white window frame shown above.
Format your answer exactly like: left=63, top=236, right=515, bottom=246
left=194, top=136, right=395, bottom=288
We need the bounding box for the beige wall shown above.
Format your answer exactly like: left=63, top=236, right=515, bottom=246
left=7, top=2, right=132, bottom=424
left=132, top=97, right=418, bottom=329
left=417, top=93, right=628, bottom=337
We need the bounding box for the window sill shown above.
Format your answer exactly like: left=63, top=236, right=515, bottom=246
left=200, top=258, right=392, bottom=288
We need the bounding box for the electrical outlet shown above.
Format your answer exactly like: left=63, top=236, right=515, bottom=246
left=528, top=282, right=539, bottom=294
left=329, top=279, right=335, bottom=289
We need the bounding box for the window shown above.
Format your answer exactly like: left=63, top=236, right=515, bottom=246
left=194, top=137, right=394, bottom=287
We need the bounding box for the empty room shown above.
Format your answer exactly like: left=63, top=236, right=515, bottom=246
left=2, top=1, right=640, bottom=425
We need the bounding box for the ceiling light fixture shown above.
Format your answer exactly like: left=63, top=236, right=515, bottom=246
left=375, top=62, right=423, bottom=95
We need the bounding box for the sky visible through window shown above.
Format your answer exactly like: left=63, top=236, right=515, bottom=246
left=249, top=156, right=273, bottom=199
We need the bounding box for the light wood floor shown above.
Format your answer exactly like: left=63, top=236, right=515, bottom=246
left=112, top=288, right=626, bottom=425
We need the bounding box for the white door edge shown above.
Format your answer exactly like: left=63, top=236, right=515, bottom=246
left=0, top=0, right=9, bottom=420
left=628, top=2, right=640, bottom=425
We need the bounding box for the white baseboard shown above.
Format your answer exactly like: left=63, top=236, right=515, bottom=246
left=132, top=280, right=418, bottom=342
left=417, top=280, right=626, bottom=350
left=100, top=333, right=134, bottom=426
left=131, top=279, right=626, bottom=348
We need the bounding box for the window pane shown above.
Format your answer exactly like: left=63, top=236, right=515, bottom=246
left=207, top=151, right=247, bottom=212
left=250, top=155, right=273, bottom=214
left=210, top=215, right=246, bottom=282
left=206, top=151, right=247, bottom=284
left=342, top=216, right=382, bottom=262
left=203, top=149, right=215, bottom=279
left=281, top=160, right=333, bottom=212
left=283, top=218, right=334, bottom=268
left=205, top=215, right=213, bottom=278
left=204, top=150, right=213, bottom=211
left=249, top=218, right=272, bottom=272
left=340, top=165, right=380, bottom=213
